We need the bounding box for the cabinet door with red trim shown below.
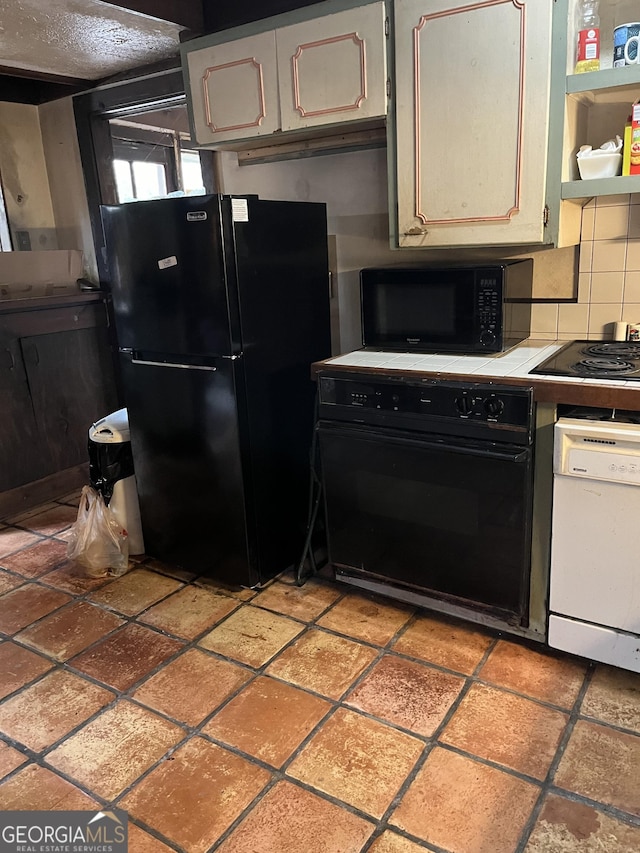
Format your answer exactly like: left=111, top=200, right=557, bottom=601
left=277, top=3, right=388, bottom=133
left=186, top=31, right=280, bottom=146
left=393, top=0, right=553, bottom=247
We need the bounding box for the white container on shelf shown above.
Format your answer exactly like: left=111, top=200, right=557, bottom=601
left=576, top=150, right=622, bottom=178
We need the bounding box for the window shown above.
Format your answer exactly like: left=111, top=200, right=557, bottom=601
left=109, top=107, right=204, bottom=204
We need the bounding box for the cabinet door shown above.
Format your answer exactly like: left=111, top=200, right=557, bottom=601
left=0, top=334, right=42, bottom=492
left=20, top=328, right=118, bottom=475
left=186, top=31, right=280, bottom=145
left=277, top=3, right=388, bottom=133
left=393, top=0, right=552, bottom=247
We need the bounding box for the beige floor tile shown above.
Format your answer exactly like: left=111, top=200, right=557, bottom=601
left=143, top=558, right=196, bottom=582
left=46, top=700, right=185, bottom=800
left=0, top=570, right=24, bottom=595
left=391, top=746, right=540, bottom=853
left=140, top=585, right=240, bottom=639
left=87, top=568, right=183, bottom=616
left=0, top=539, right=69, bottom=578
left=480, top=639, right=587, bottom=708
left=0, top=528, right=44, bottom=558
left=345, top=654, right=464, bottom=737
left=198, top=605, right=304, bottom=667
left=127, top=824, right=176, bottom=853
left=216, top=780, right=374, bottom=853
left=0, top=583, right=71, bottom=635
left=39, top=561, right=111, bottom=595
left=16, top=600, right=124, bottom=661
left=580, top=665, right=640, bottom=733
left=524, top=793, right=640, bottom=853
left=0, top=764, right=99, bottom=809
left=392, top=615, right=493, bottom=675
left=265, top=628, right=378, bottom=699
left=12, top=504, right=78, bottom=536
left=120, top=737, right=270, bottom=853
left=287, top=707, right=423, bottom=819
left=70, top=623, right=184, bottom=691
left=316, top=592, right=414, bottom=646
left=441, top=682, right=568, bottom=780
left=0, top=669, right=114, bottom=751
left=368, top=831, right=431, bottom=853
left=251, top=578, right=342, bottom=621
left=0, top=742, right=27, bottom=780
left=194, top=576, right=256, bottom=601
left=554, top=720, right=640, bottom=815
left=132, top=649, right=251, bottom=726
left=203, top=675, right=331, bottom=767
left=0, top=641, right=54, bottom=700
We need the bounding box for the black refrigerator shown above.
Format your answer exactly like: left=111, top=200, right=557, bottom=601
left=101, top=194, right=330, bottom=587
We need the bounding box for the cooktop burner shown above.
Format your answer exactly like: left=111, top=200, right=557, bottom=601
left=530, top=340, right=640, bottom=380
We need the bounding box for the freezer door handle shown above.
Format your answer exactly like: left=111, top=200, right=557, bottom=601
left=131, top=357, right=217, bottom=372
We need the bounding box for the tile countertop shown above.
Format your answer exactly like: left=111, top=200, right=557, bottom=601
left=312, top=340, right=640, bottom=410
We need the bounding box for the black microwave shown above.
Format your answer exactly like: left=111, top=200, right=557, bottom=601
left=360, top=259, right=533, bottom=354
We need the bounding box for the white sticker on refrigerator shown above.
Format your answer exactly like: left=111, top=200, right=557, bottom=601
left=158, top=255, right=178, bottom=270
left=232, top=198, right=249, bottom=222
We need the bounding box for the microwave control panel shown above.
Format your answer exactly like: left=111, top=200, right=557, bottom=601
left=476, top=277, right=500, bottom=347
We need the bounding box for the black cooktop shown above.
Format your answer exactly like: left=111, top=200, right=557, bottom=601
left=530, top=340, right=640, bottom=380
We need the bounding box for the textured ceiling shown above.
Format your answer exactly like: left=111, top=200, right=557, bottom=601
left=0, top=0, right=184, bottom=81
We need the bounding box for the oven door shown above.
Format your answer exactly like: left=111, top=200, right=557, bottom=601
left=318, top=421, right=533, bottom=622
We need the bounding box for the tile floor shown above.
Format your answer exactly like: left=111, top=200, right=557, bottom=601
left=1, top=492, right=640, bottom=853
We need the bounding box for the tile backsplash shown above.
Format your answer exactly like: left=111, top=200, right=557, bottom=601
left=531, top=194, right=640, bottom=341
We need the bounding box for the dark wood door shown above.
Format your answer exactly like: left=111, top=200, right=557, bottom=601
left=20, top=327, right=118, bottom=476
left=0, top=332, right=42, bottom=491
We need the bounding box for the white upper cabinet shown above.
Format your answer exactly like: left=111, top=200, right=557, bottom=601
left=277, top=4, right=388, bottom=132
left=183, top=2, right=388, bottom=148
left=392, top=0, right=556, bottom=247
left=186, top=31, right=280, bottom=145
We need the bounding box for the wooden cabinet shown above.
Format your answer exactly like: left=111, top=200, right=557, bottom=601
left=390, top=0, right=577, bottom=248
left=0, top=296, right=118, bottom=497
left=185, top=31, right=280, bottom=146
left=182, top=1, right=388, bottom=148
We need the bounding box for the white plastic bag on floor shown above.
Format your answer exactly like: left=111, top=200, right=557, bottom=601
left=66, top=486, right=129, bottom=577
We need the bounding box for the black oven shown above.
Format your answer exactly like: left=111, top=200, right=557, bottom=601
left=318, top=374, right=535, bottom=626
left=360, top=259, right=533, bottom=353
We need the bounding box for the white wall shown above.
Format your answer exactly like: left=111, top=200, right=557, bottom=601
left=219, top=147, right=427, bottom=353
left=39, top=97, right=98, bottom=282
left=0, top=102, right=56, bottom=247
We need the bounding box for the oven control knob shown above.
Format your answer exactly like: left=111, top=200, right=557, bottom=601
left=480, top=330, right=496, bottom=347
left=484, top=395, right=504, bottom=417
left=455, top=395, right=475, bottom=416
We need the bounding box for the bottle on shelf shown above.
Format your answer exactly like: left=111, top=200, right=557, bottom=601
left=574, top=0, right=601, bottom=73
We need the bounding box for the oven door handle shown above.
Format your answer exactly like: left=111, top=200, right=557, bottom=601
left=317, top=423, right=531, bottom=463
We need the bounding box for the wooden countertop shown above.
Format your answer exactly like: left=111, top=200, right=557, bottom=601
left=0, top=291, right=104, bottom=316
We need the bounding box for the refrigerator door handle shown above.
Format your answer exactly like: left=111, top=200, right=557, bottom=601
left=131, top=358, right=218, bottom=372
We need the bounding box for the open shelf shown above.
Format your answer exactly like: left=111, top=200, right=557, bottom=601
left=561, top=175, right=640, bottom=200
left=567, top=66, right=640, bottom=97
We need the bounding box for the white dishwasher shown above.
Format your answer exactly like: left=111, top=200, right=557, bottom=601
left=548, top=416, right=640, bottom=673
